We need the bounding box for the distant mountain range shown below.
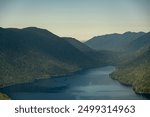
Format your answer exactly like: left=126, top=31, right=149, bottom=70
left=85, top=31, right=145, bottom=52
left=128, top=32, right=150, bottom=51
left=85, top=31, right=150, bottom=94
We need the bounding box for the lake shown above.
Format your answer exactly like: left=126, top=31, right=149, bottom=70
left=0, top=66, right=146, bottom=100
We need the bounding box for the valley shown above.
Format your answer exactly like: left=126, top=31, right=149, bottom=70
left=86, top=32, right=150, bottom=95
left=0, top=27, right=150, bottom=99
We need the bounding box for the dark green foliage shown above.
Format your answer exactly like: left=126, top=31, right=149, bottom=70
left=0, top=27, right=98, bottom=87
left=111, top=47, right=150, bottom=93
left=0, top=51, right=80, bottom=87
left=0, top=27, right=113, bottom=88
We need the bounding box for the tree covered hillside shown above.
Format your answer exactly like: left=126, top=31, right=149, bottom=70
left=0, top=27, right=107, bottom=87
left=111, top=47, right=150, bottom=94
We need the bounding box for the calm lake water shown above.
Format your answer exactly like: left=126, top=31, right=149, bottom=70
left=0, top=66, right=146, bottom=100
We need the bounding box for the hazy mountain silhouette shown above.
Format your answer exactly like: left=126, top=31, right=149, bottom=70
left=85, top=32, right=145, bottom=52
left=128, top=32, right=150, bottom=51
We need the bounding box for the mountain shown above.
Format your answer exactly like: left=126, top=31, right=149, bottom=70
left=111, top=47, right=150, bottom=94
left=85, top=32, right=145, bottom=52
left=0, top=27, right=104, bottom=87
left=114, top=32, right=150, bottom=64
left=110, top=32, right=150, bottom=94
left=85, top=31, right=150, bottom=95
left=63, top=37, right=93, bottom=52
left=0, top=27, right=96, bottom=66
left=63, top=37, right=119, bottom=65
left=128, top=32, right=150, bottom=51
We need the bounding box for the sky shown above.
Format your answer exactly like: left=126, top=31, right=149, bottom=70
left=0, top=0, right=150, bottom=41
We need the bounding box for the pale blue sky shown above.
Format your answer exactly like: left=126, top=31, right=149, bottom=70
left=0, top=0, right=150, bottom=40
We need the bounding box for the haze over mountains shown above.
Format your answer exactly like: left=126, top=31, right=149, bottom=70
left=128, top=32, right=150, bottom=51
left=85, top=32, right=146, bottom=52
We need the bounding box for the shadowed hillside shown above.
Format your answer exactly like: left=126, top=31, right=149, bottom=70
left=0, top=27, right=108, bottom=87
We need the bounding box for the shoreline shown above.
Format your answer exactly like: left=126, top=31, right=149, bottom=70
left=2, top=65, right=149, bottom=100
left=0, top=65, right=107, bottom=100
left=0, top=64, right=108, bottom=89
left=0, top=65, right=148, bottom=100
left=110, top=74, right=150, bottom=99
